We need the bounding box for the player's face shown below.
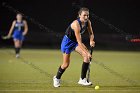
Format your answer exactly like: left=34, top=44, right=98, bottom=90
left=16, top=14, right=22, bottom=20
left=79, top=11, right=89, bottom=22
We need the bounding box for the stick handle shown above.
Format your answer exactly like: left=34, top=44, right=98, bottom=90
left=87, top=47, right=94, bottom=82
left=90, top=47, right=93, bottom=61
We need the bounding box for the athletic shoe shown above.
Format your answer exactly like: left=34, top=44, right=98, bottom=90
left=78, top=78, right=92, bottom=86
left=53, top=76, right=60, bottom=87
left=16, top=54, right=20, bottom=58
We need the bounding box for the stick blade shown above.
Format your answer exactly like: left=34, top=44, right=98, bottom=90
left=1, top=36, right=11, bottom=40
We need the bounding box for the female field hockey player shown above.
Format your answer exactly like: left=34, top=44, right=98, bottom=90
left=7, top=13, right=28, bottom=58
left=53, top=7, right=95, bottom=87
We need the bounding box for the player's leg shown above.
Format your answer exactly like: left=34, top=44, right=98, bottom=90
left=75, top=45, right=92, bottom=85
left=56, top=53, right=70, bottom=78
left=18, top=40, right=23, bottom=56
left=53, top=53, right=70, bottom=87
left=14, top=39, right=21, bottom=58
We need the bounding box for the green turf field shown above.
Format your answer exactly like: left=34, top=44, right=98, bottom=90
left=0, top=48, right=140, bottom=93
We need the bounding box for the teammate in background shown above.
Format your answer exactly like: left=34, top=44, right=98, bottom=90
left=53, top=7, right=95, bottom=87
left=7, top=13, right=28, bottom=58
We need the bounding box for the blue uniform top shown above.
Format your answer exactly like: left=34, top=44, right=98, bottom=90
left=65, top=18, right=88, bottom=42
left=13, top=20, right=25, bottom=41
left=14, top=21, right=24, bottom=32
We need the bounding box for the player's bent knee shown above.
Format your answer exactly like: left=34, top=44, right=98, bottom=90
left=82, top=53, right=89, bottom=62
left=61, top=63, right=69, bottom=69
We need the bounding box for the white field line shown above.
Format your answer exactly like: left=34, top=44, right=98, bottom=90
left=0, top=89, right=140, bottom=92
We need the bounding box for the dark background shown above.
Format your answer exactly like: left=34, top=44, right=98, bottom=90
left=0, top=0, right=140, bottom=50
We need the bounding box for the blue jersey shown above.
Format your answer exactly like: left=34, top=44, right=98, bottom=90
left=13, top=20, right=25, bottom=41
left=61, top=19, right=88, bottom=54
left=14, top=21, right=24, bottom=32
left=65, top=18, right=88, bottom=42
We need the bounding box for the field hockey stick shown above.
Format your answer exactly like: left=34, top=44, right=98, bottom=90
left=1, top=35, right=12, bottom=40
left=87, top=46, right=93, bottom=82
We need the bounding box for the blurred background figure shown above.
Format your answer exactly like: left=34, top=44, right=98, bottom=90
left=7, top=13, right=28, bottom=58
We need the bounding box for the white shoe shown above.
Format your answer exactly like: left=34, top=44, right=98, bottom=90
left=78, top=78, right=92, bottom=86
left=16, top=54, right=20, bottom=58
left=53, top=76, right=60, bottom=87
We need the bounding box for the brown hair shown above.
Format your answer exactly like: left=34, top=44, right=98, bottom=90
left=78, top=7, right=89, bottom=15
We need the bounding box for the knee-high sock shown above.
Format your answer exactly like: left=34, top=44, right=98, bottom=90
left=15, top=47, right=20, bottom=54
left=56, top=66, right=65, bottom=79
left=81, top=62, right=89, bottom=79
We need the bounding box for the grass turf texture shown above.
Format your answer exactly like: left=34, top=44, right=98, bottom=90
left=0, top=49, right=140, bottom=93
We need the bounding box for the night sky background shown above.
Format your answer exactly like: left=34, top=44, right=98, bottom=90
left=0, top=0, right=140, bottom=50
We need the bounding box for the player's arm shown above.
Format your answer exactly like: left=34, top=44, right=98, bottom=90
left=22, top=20, right=28, bottom=36
left=87, top=20, right=95, bottom=47
left=7, top=20, right=16, bottom=37
left=72, top=20, right=90, bottom=55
